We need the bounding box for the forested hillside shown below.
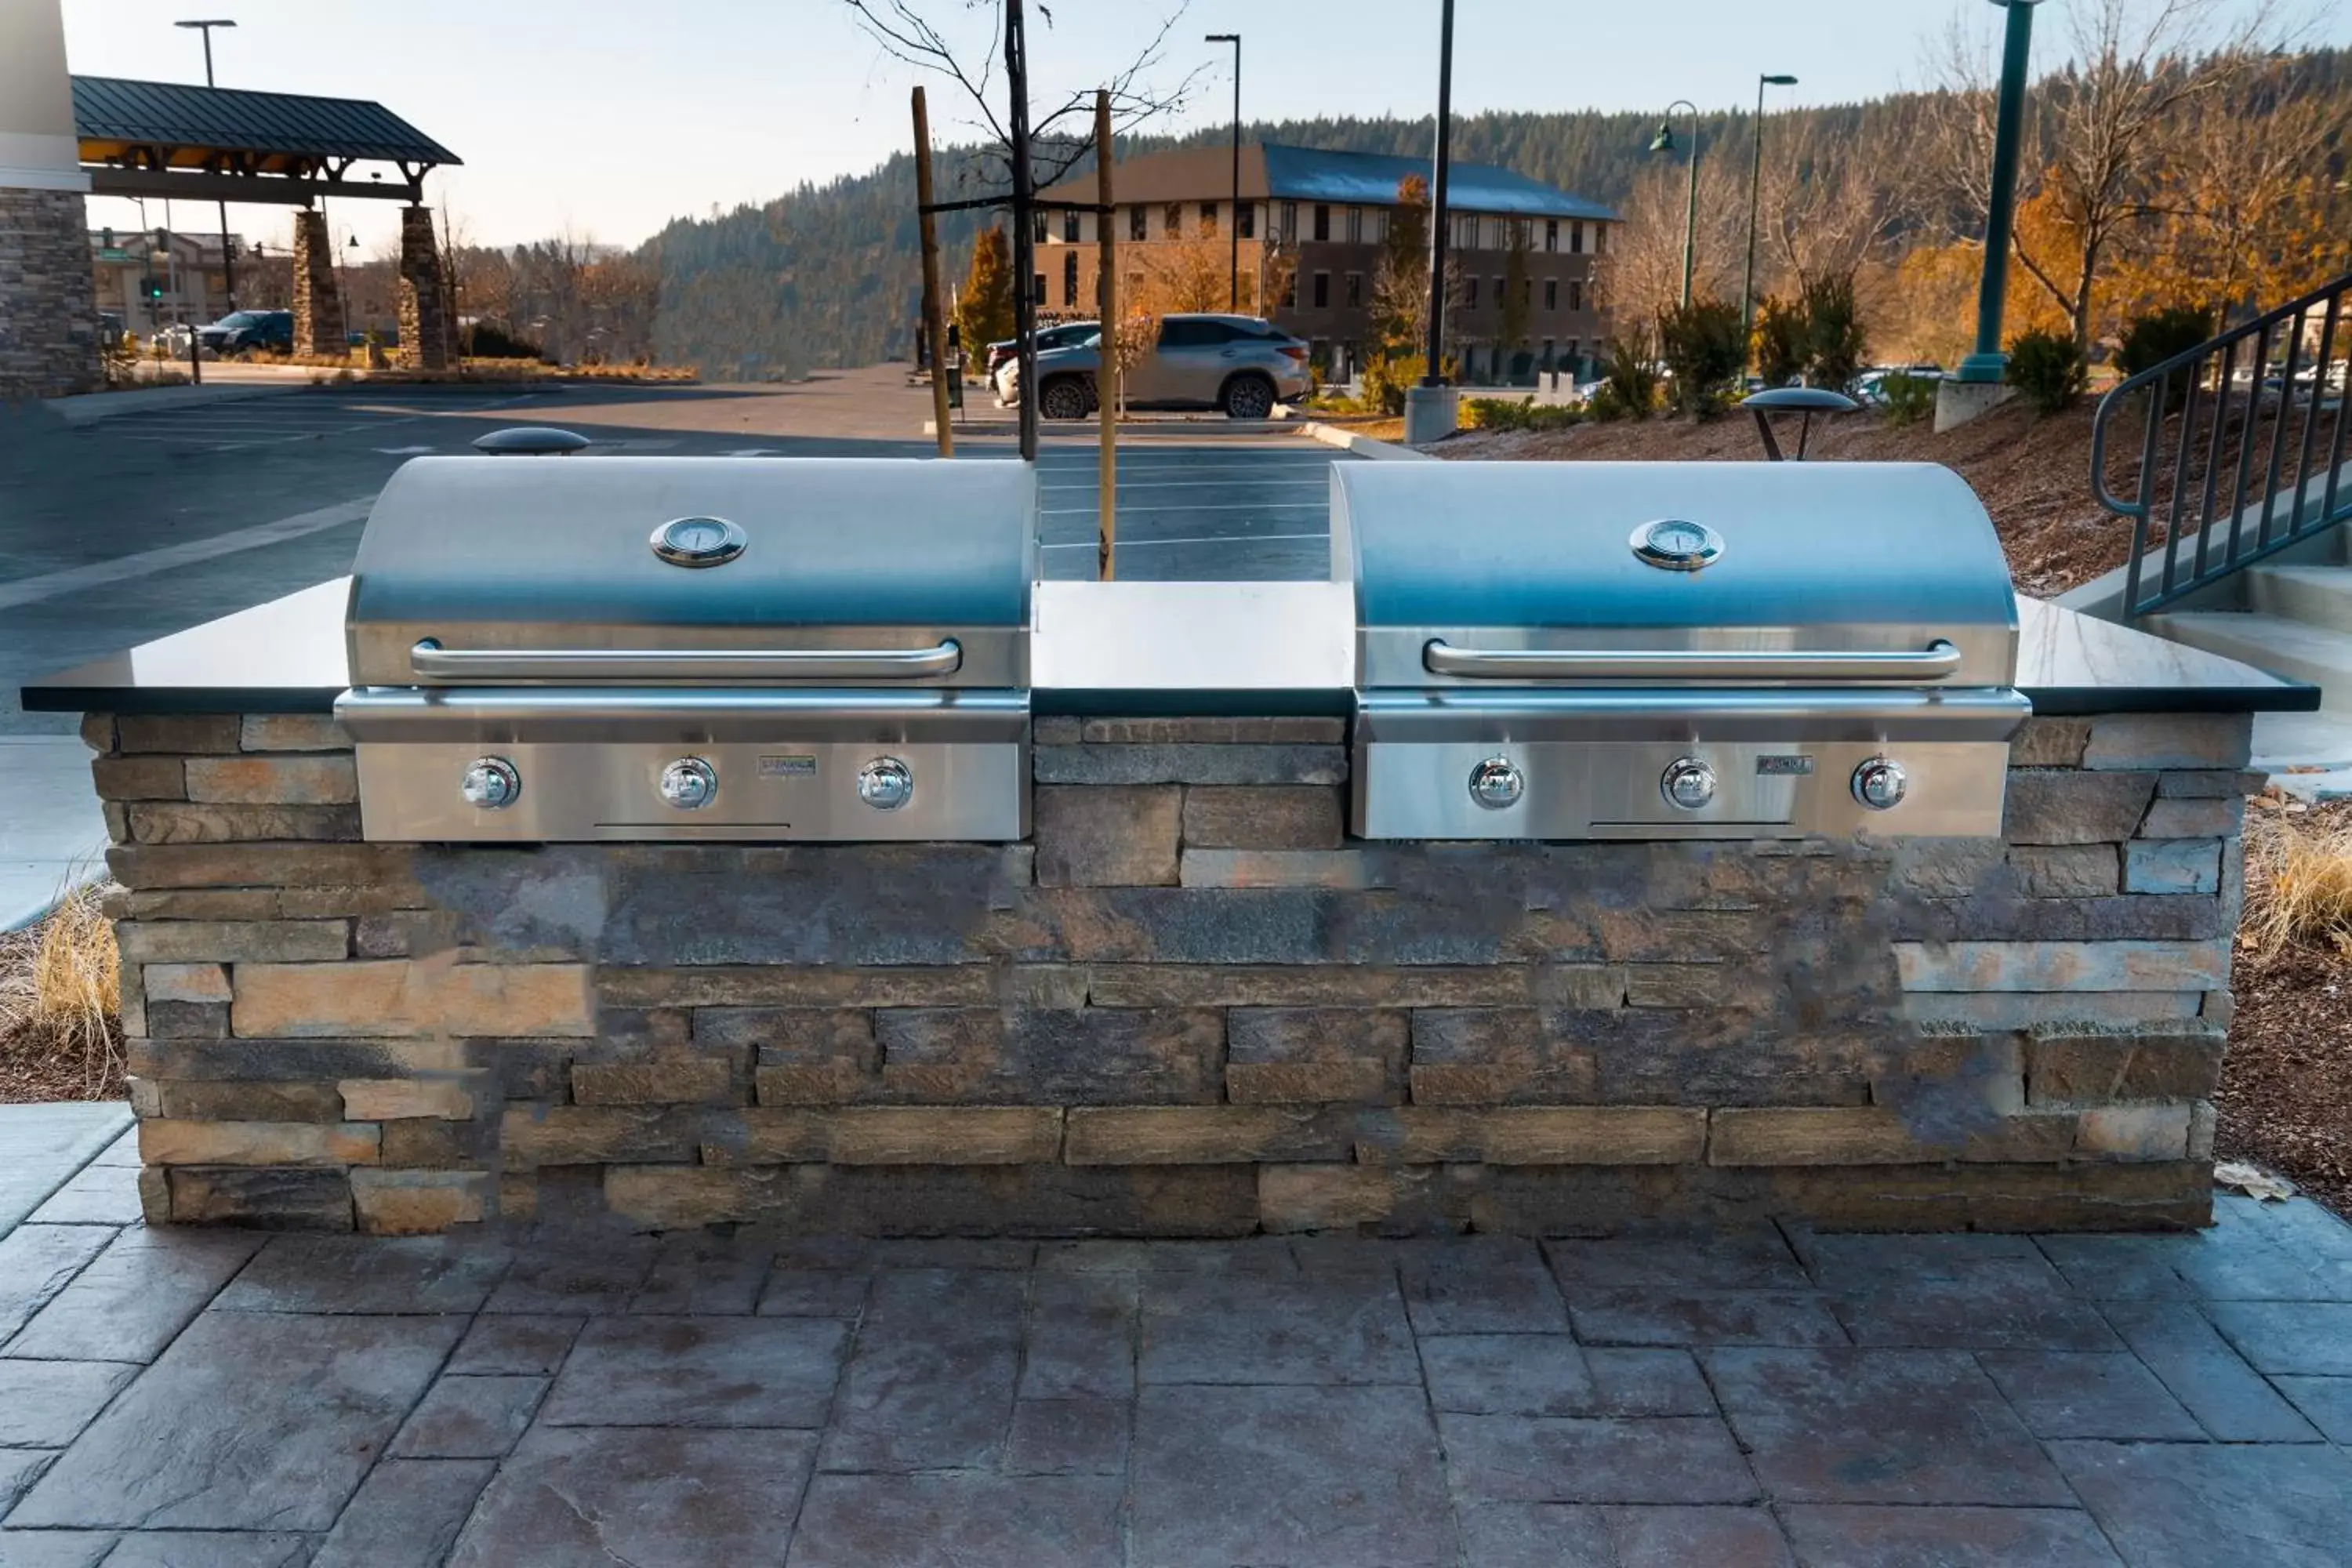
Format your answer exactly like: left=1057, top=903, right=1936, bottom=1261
left=644, top=49, right=2351, bottom=379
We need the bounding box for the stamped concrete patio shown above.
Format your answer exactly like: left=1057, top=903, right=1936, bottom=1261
left=2, top=1107, right=2350, bottom=1566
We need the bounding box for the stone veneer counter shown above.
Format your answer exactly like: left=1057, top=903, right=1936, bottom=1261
left=24, top=581, right=2316, bottom=1236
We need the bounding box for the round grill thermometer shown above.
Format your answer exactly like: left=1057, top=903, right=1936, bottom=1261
left=651, top=515, right=747, bottom=568
left=1630, top=518, right=1724, bottom=572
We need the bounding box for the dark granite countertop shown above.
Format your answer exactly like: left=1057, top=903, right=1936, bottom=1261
left=18, top=578, right=2318, bottom=717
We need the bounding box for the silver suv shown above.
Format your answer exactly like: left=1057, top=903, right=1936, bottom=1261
left=1000, top=314, right=1311, bottom=420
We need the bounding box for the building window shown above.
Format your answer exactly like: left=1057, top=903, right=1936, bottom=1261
left=1465, top=275, right=1479, bottom=309
left=1544, top=278, right=1558, bottom=310
left=1200, top=200, right=1218, bottom=234
left=1033, top=273, right=1047, bottom=305
left=1062, top=209, right=1080, bottom=243
left=1544, top=219, right=1559, bottom=252
left=1032, top=209, right=1048, bottom=243
left=1237, top=202, right=1255, bottom=239
left=1344, top=271, right=1363, bottom=307
left=1129, top=205, right=1146, bottom=241
left=1541, top=337, right=1555, bottom=371
left=1281, top=201, right=1298, bottom=241
left=1594, top=224, right=1606, bottom=254
left=1370, top=209, right=1388, bottom=243
left=1570, top=222, right=1585, bottom=255
left=1312, top=270, right=1330, bottom=307
left=1345, top=206, right=1363, bottom=244
left=1063, top=252, right=1080, bottom=307
left=1312, top=204, right=1330, bottom=241
left=1284, top=267, right=1298, bottom=307
left=1165, top=203, right=1182, bottom=238
left=1493, top=277, right=1504, bottom=309
left=1569, top=279, right=1584, bottom=312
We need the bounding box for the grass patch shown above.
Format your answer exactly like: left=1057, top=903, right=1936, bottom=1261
left=2242, top=807, right=2352, bottom=959
left=0, top=883, right=126, bottom=1104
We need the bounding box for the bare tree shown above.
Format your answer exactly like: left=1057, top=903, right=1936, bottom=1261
left=1918, top=0, right=2285, bottom=347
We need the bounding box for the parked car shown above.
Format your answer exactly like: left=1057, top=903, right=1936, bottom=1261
left=984, top=320, right=1099, bottom=383
left=198, top=310, right=294, bottom=356
left=996, top=314, right=1311, bottom=420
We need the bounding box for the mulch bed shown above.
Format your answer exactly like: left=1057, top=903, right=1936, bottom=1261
left=2216, top=798, right=2352, bottom=1220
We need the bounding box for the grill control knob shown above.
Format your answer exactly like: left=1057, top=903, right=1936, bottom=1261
left=1662, top=757, right=1717, bottom=811
left=1852, top=757, right=1908, bottom=811
left=1468, top=757, right=1525, bottom=810
left=459, top=757, right=520, bottom=810
left=659, top=757, right=718, bottom=810
left=858, top=757, right=914, bottom=811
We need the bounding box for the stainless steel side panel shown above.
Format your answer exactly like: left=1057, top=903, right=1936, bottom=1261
left=354, top=738, right=1028, bottom=842
left=1355, top=737, right=2013, bottom=840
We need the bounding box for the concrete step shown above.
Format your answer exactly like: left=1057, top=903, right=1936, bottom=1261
left=2253, top=711, right=2352, bottom=800
left=2246, top=562, right=2352, bottom=633
left=2144, top=610, right=2352, bottom=708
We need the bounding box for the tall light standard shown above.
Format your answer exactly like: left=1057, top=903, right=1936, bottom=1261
left=1647, top=100, right=1701, bottom=307
left=176, top=19, right=238, bottom=311
left=1403, top=0, right=1457, bottom=444
left=1956, top=0, right=2043, bottom=386
left=1740, top=72, right=1798, bottom=362
left=1206, top=33, right=1240, bottom=310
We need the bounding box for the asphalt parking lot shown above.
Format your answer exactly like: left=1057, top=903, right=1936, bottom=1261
left=0, top=383, right=1356, bottom=733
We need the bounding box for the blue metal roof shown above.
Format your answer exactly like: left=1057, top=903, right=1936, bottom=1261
left=73, top=76, right=460, bottom=167
left=1262, top=143, right=1613, bottom=221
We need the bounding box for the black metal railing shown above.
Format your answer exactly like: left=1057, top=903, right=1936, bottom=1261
left=2091, top=270, right=2352, bottom=619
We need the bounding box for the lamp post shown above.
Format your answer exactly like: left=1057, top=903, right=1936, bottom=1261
left=1403, top=0, right=1458, bottom=444
left=1647, top=100, right=1701, bottom=308
left=1206, top=33, right=1240, bottom=311
left=1957, top=0, right=2043, bottom=384
left=1740, top=72, right=1797, bottom=364
left=176, top=19, right=238, bottom=311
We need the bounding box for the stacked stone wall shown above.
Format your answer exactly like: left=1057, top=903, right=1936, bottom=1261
left=289, top=209, right=343, bottom=359
left=394, top=205, right=447, bottom=371
left=0, top=185, right=102, bottom=398
left=87, top=709, right=2249, bottom=1236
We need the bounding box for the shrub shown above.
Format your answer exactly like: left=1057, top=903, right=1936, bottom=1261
left=2115, top=304, right=2216, bottom=412
left=1879, top=371, right=1939, bottom=427
left=2007, top=328, right=2086, bottom=413
left=460, top=321, right=544, bottom=360
left=1656, top=299, right=1745, bottom=416
left=1360, top=350, right=1424, bottom=416
left=1599, top=329, right=1661, bottom=420
left=1462, top=396, right=1581, bottom=433
left=1752, top=296, right=1808, bottom=390
left=1802, top=275, right=1869, bottom=394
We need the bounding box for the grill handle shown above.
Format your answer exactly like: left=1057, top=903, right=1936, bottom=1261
left=409, top=639, right=964, bottom=681
left=1421, top=640, right=1963, bottom=682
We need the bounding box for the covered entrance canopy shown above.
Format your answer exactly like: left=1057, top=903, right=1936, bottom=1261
left=72, top=74, right=461, bottom=205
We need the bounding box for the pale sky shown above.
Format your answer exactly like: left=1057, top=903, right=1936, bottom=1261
left=61, top=0, right=2343, bottom=257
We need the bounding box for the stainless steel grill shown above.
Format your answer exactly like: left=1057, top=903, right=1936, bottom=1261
left=336, top=456, right=1034, bottom=841
left=1333, top=461, right=2029, bottom=840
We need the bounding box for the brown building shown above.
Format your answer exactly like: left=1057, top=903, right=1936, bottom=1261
left=1036, top=140, right=1617, bottom=384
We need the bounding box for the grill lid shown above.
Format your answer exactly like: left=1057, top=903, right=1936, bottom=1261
left=1333, top=461, right=2018, bottom=688
left=347, top=456, right=1035, bottom=688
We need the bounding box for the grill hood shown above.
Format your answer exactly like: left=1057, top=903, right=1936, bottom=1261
left=1333, top=460, right=2019, bottom=690
left=347, top=456, right=1036, bottom=688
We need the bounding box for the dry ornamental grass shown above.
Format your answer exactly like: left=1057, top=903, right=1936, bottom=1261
left=0, top=884, right=127, bottom=1103
left=2217, top=797, right=2352, bottom=1218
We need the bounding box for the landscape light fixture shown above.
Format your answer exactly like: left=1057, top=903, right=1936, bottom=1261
left=176, top=19, right=238, bottom=309
left=1206, top=33, right=1242, bottom=310
left=1648, top=100, right=1701, bottom=307
left=1740, top=71, right=1798, bottom=367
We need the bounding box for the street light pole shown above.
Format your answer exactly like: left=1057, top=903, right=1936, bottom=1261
left=1206, top=34, right=1240, bottom=311
left=1958, top=0, right=2043, bottom=383
left=176, top=20, right=238, bottom=311
left=1740, top=72, right=1797, bottom=365
left=1401, top=0, right=1458, bottom=443
left=1648, top=100, right=1700, bottom=307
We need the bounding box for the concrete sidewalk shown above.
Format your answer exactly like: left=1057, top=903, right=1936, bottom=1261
left=0, top=736, right=106, bottom=931
left=0, top=1112, right=2348, bottom=1566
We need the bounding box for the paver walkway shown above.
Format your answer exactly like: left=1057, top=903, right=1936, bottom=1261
left=1, top=1120, right=2349, bottom=1565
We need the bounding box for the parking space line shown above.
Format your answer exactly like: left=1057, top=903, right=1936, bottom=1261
left=0, top=497, right=372, bottom=611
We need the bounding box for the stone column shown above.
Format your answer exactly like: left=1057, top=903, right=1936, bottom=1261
left=395, top=205, right=447, bottom=370
left=291, top=209, right=344, bottom=359
left=0, top=0, right=102, bottom=398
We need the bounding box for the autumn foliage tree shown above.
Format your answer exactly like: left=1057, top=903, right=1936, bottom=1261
left=956, top=224, right=1016, bottom=356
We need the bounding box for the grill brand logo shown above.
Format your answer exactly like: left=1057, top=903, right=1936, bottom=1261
left=1755, top=755, right=1816, bottom=776
left=757, top=755, right=818, bottom=779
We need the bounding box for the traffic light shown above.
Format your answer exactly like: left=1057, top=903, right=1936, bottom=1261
left=140, top=276, right=164, bottom=303
left=100, top=226, right=114, bottom=250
